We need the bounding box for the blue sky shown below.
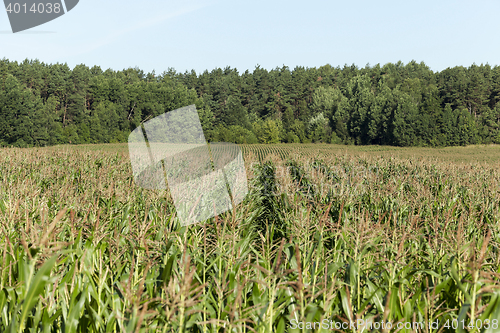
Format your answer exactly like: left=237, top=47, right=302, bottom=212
left=1, top=0, right=499, bottom=75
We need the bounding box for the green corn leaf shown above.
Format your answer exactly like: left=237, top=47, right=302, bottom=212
left=451, top=257, right=472, bottom=304
left=457, top=303, right=471, bottom=333
left=18, top=255, right=57, bottom=331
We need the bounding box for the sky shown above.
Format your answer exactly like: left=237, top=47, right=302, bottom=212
left=1, top=0, right=499, bottom=75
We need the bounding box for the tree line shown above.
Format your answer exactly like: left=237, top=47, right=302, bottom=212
left=0, top=58, right=499, bottom=147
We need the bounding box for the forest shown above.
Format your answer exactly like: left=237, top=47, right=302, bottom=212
left=0, top=58, right=499, bottom=147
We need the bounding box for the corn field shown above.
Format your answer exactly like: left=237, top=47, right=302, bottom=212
left=1, top=143, right=500, bottom=332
